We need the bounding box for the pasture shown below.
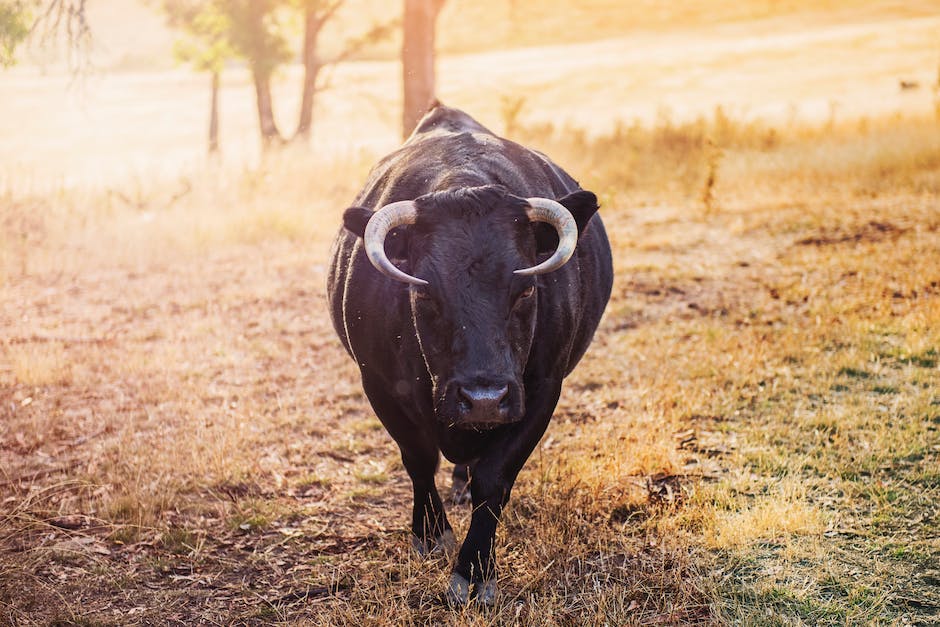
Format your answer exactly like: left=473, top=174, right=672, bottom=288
left=1, top=1, right=939, bottom=624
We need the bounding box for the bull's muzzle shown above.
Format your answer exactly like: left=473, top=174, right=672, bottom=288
left=446, top=380, right=523, bottom=429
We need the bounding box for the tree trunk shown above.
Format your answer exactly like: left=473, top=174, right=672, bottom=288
left=208, top=70, right=220, bottom=154
left=246, top=0, right=283, bottom=147
left=295, top=8, right=323, bottom=142
left=252, top=67, right=282, bottom=146
left=402, top=0, right=444, bottom=139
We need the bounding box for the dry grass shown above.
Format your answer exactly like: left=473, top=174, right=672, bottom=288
left=5, top=343, right=73, bottom=387
left=1, top=103, right=937, bottom=624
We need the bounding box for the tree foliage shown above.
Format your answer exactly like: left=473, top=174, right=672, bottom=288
left=166, top=1, right=234, bottom=75
left=223, top=0, right=292, bottom=79
left=165, top=0, right=292, bottom=78
left=0, top=1, right=31, bottom=67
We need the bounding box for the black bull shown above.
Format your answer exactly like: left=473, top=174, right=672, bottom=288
left=327, top=104, right=613, bottom=604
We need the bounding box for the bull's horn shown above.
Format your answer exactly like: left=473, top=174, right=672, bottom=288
left=514, top=197, right=578, bottom=276
left=363, top=200, right=428, bottom=286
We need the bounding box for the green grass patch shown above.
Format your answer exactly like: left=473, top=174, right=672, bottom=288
left=899, top=352, right=938, bottom=369
left=837, top=366, right=871, bottom=379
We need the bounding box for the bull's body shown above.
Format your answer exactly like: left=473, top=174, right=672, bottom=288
left=327, top=104, right=613, bottom=603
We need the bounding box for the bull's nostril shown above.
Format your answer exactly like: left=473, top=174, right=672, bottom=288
left=457, top=388, right=473, bottom=413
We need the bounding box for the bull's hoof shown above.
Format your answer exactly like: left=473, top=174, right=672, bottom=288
left=475, top=579, right=497, bottom=605
left=446, top=572, right=471, bottom=606
left=411, top=529, right=456, bottom=556
left=451, top=477, right=471, bottom=506
left=445, top=572, right=498, bottom=607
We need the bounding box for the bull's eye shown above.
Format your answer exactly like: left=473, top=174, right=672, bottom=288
left=519, top=286, right=535, bottom=300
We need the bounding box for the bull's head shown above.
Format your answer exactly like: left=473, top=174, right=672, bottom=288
left=344, top=186, right=598, bottom=430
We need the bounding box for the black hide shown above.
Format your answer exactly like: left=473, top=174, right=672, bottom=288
left=326, top=104, right=613, bottom=598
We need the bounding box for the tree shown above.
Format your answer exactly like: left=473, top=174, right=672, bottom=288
left=401, top=0, right=444, bottom=139
left=294, top=0, right=341, bottom=141
left=1, top=0, right=90, bottom=70
left=224, top=0, right=292, bottom=146
left=292, top=0, right=396, bottom=142
left=164, top=0, right=291, bottom=147
left=163, top=0, right=393, bottom=149
left=163, top=0, right=290, bottom=147
left=166, top=1, right=234, bottom=153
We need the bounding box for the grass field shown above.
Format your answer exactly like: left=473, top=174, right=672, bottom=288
left=2, top=1, right=940, bottom=625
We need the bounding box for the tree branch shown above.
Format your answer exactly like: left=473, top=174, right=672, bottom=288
left=319, top=0, right=344, bottom=29
left=28, top=0, right=92, bottom=73
left=322, top=17, right=399, bottom=76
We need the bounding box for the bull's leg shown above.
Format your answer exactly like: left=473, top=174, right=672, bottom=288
left=447, top=380, right=563, bottom=606
left=360, top=373, right=453, bottom=555
left=451, top=463, right=471, bottom=505
left=402, top=448, right=455, bottom=555
left=447, top=467, right=511, bottom=605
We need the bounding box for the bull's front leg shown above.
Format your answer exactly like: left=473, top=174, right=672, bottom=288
left=447, top=466, right=512, bottom=605
left=361, top=373, right=454, bottom=555
left=403, top=447, right=455, bottom=555
left=447, top=380, right=562, bottom=606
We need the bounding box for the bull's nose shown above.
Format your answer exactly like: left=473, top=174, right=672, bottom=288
left=456, top=384, right=510, bottom=422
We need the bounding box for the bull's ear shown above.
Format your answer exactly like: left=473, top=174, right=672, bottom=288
left=343, top=206, right=374, bottom=238
left=558, top=190, right=600, bottom=236
left=533, top=190, right=600, bottom=255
